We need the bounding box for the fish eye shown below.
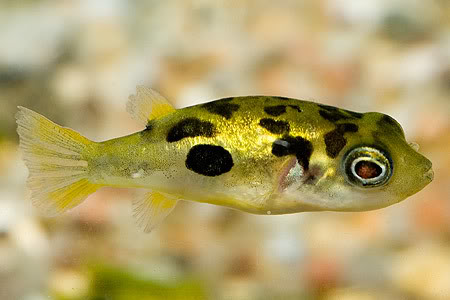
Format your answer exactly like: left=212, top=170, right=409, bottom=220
left=343, top=146, right=392, bottom=187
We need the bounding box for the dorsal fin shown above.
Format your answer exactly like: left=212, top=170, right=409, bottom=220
left=126, top=86, right=176, bottom=127
left=132, top=190, right=179, bottom=233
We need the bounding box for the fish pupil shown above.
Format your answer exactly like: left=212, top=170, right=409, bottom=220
left=355, top=161, right=382, bottom=179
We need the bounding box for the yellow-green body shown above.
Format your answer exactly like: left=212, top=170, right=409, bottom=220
left=91, top=96, right=319, bottom=214
left=16, top=87, right=433, bottom=231
left=87, top=95, right=432, bottom=214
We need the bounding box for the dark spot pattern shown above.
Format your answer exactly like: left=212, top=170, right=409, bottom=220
left=272, top=135, right=313, bottom=171
left=145, top=121, right=154, bottom=131
left=185, top=144, right=233, bottom=176
left=324, top=123, right=359, bottom=158
left=346, top=110, right=364, bottom=119
left=319, top=109, right=345, bottom=122
left=259, top=118, right=290, bottom=134
left=336, top=123, right=359, bottom=133
left=380, top=115, right=398, bottom=127
left=288, top=105, right=302, bottom=113
left=324, top=131, right=347, bottom=158
left=264, top=104, right=302, bottom=117
left=377, top=115, right=405, bottom=137
left=140, top=121, right=154, bottom=139
left=274, top=96, right=290, bottom=101
left=318, top=104, right=340, bottom=112
left=167, top=118, right=215, bottom=142
left=318, top=104, right=363, bottom=122
left=264, top=105, right=287, bottom=116
left=202, top=98, right=240, bottom=119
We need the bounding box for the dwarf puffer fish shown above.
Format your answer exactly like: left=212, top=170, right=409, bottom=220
left=16, top=87, right=433, bottom=232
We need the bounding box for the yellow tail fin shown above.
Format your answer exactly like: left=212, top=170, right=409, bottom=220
left=16, top=107, right=101, bottom=216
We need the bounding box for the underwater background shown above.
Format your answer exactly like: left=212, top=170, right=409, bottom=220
left=0, top=0, right=449, bottom=299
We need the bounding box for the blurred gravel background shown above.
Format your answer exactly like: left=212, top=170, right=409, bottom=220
left=0, top=0, right=449, bottom=299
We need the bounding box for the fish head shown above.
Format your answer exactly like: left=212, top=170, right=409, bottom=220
left=277, top=112, right=433, bottom=212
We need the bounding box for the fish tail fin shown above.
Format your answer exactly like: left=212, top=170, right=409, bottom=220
left=16, top=107, right=102, bottom=216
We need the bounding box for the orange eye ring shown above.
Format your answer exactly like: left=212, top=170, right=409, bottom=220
left=343, top=146, right=392, bottom=187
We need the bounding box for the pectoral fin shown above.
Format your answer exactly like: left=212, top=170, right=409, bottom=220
left=132, top=191, right=179, bottom=232
left=277, top=156, right=304, bottom=192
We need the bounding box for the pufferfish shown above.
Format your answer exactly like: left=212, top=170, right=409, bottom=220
left=16, top=87, right=433, bottom=232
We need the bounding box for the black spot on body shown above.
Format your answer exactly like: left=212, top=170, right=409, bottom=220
left=259, top=118, right=290, bottom=134
left=272, top=135, right=313, bottom=170
left=318, top=104, right=341, bottom=113
left=324, top=131, right=347, bottom=159
left=324, top=123, right=359, bottom=158
left=380, top=115, right=398, bottom=127
left=274, top=96, right=290, bottom=101
left=167, top=118, right=215, bottom=142
left=346, top=111, right=363, bottom=119
left=318, top=104, right=363, bottom=123
left=140, top=121, right=154, bottom=139
left=185, top=144, right=233, bottom=176
left=378, top=114, right=405, bottom=137
left=217, top=97, right=234, bottom=102
left=145, top=121, right=154, bottom=131
left=202, top=98, right=240, bottom=119
left=288, top=105, right=302, bottom=113
left=264, top=105, right=287, bottom=116
left=336, top=123, right=359, bottom=133
left=319, top=110, right=345, bottom=122
left=264, top=105, right=302, bottom=117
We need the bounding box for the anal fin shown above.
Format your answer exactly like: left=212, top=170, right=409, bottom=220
left=132, top=191, right=179, bottom=233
